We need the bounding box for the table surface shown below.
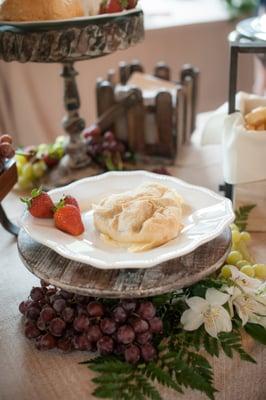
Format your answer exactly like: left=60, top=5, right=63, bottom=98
left=1, top=138, right=266, bottom=400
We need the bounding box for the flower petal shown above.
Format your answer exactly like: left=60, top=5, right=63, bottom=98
left=181, top=309, right=204, bottom=331
left=206, top=288, right=230, bottom=306
left=186, top=297, right=208, bottom=312
left=204, top=306, right=232, bottom=338
left=229, top=266, right=262, bottom=291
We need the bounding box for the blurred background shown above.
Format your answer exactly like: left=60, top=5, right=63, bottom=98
left=0, top=0, right=261, bottom=145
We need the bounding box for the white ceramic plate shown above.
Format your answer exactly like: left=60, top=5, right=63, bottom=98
left=21, top=171, right=234, bottom=270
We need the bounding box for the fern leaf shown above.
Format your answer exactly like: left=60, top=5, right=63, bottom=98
left=235, top=205, right=256, bottom=231
left=144, top=362, right=183, bottom=393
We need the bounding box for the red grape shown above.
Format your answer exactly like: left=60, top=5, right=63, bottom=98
left=72, top=335, right=92, bottom=351
left=125, top=345, right=141, bottom=364
left=26, top=307, right=40, bottom=321
left=87, top=302, right=104, bottom=318
left=19, top=300, right=33, bottom=315
left=62, top=307, right=75, bottom=323
left=112, top=306, right=127, bottom=324
left=117, top=325, right=135, bottom=345
left=73, top=315, right=90, bottom=332
left=37, top=318, right=46, bottom=331
left=87, top=325, right=103, bottom=342
left=137, top=302, right=156, bottom=320
left=136, top=331, right=152, bottom=345
left=25, top=322, right=41, bottom=339
left=83, top=124, right=100, bottom=139
left=129, top=317, right=149, bottom=334
left=60, top=290, right=74, bottom=300
left=57, top=337, right=72, bottom=352
left=103, top=131, right=115, bottom=142
left=39, top=334, right=56, bottom=350
left=100, top=319, right=117, bottom=335
left=30, top=287, right=44, bottom=302
left=97, top=336, right=114, bottom=355
left=49, top=318, right=66, bottom=337
left=121, top=300, right=137, bottom=313
left=149, top=317, right=163, bottom=334
left=40, top=306, right=56, bottom=322
left=53, top=299, right=66, bottom=314
left=141, top=343, right=157, bottom=362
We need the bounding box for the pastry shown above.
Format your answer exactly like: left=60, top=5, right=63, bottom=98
left=245, top=106, right=266, bottom=131
left=93, top=183, right=184, bottom=252
left=0, top=0, right=85, bottom=21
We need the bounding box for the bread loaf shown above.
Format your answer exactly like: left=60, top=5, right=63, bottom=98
left=0, top=0, right=85, bottom=21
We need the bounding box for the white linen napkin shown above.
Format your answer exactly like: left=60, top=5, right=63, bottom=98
left=200, top=92, right=266, bottom=185
left=223, top=112, right=266, bottom=184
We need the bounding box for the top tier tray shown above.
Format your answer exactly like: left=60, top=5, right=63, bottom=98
left=0, top=9, right=144, bottom=63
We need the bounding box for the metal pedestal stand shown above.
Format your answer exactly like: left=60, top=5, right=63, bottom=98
left=224, top=17, right=266, bottom=200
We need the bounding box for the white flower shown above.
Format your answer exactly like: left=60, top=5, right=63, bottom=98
left=226, top=286, right=266, bottom=327
left=181, top=288, right=232, bottom=338
left=229, top=266, right=262, bottom=293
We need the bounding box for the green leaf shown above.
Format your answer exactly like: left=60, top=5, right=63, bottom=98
left=235, top=204, right=256, bottom=231
left=218, top=331, right=256, bottom=363
left=203, top=334, right=219, bottom=357
left=245, top=323, right=266, bottom=345
left=144, top=362, right=183, bottom=393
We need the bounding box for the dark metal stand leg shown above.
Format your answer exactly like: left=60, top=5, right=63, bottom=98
left=0, top=203, right=19, bottom=237
left=221, top=46, right=239, bottom=201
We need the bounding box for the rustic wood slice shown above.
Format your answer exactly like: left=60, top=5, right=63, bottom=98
left=17, top=228, right=231, bottom=299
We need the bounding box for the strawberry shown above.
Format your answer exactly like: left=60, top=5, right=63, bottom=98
left=126, top=0, right=138, bottom=9
left=54, top=204, right=84, bottom=236
left=58, top=195, right=80, bottom=210
left=106, top=0, right=128, bottom=13
left=21, top=188, right=54, bottom=219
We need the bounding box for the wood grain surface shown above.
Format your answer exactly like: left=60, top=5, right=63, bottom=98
left=18, top=228, right=231, bottom=298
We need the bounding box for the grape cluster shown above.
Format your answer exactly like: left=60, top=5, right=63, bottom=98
left=15, top=136, right=66, bottom=190
left=220, top=224, right=266, bottom=280
left=0, top=134, right=15, bottom=174
left=19, top=282, right=163, bottom=364
left=83, top=126, right=129, bottom=171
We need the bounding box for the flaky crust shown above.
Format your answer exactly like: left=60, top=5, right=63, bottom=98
left=93, top=183, right=184, bottom=252
left=0, top=0, right=84, bottom=21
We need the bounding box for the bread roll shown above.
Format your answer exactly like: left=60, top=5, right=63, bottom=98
left=0, top=0, right=85, bottom=21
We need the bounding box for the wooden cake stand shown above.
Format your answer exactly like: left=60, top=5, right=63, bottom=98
left=0, top=10, right=144, bottom=186
left=18, top=228, right=231, bottom=299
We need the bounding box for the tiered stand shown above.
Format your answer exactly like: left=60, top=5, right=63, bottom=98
left=0, top=11, right=231, bottom=296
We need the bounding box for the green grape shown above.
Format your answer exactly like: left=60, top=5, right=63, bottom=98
left=226, top=250, right=243, bottom=265
left=15, top=154, right=27, bottom=166
left=18, top=176, right=33, bottom=190
left=230, top=223, right=239, bottom=232
left=220, top=265, right=232, bottom=279
left=16, top=162, right=23, bottom=176
left=236, top=260, right=250, bottom=269
left=22, top=163, right=34, bottom=180
left=232, top=230, right=241, bottom=244
left=253, top=264, right=266, bottom=280
left=33, top=161, right=47, bottom=178
left=50, top=143, right=64, bottom=159
left=240, top=231, right=251, bottom=243
left=240, top=265, right=255, bottom=278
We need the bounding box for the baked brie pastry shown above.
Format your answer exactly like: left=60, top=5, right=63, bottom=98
left=0, top=0, right=85, bottom=21
left=93, top=183, right=184, bottom=252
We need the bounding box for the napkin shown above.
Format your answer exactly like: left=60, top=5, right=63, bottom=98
left=200, top=92, right=266, bottom=185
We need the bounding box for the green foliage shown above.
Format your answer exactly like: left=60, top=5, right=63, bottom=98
left=245, top=323, right=266, bottom=345
left=223, top=0, right=257, bottom=19
left=235, top=205, right=256, bottom=232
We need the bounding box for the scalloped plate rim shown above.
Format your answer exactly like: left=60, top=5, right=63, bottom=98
left=20, top=171, right=235, bottom=270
